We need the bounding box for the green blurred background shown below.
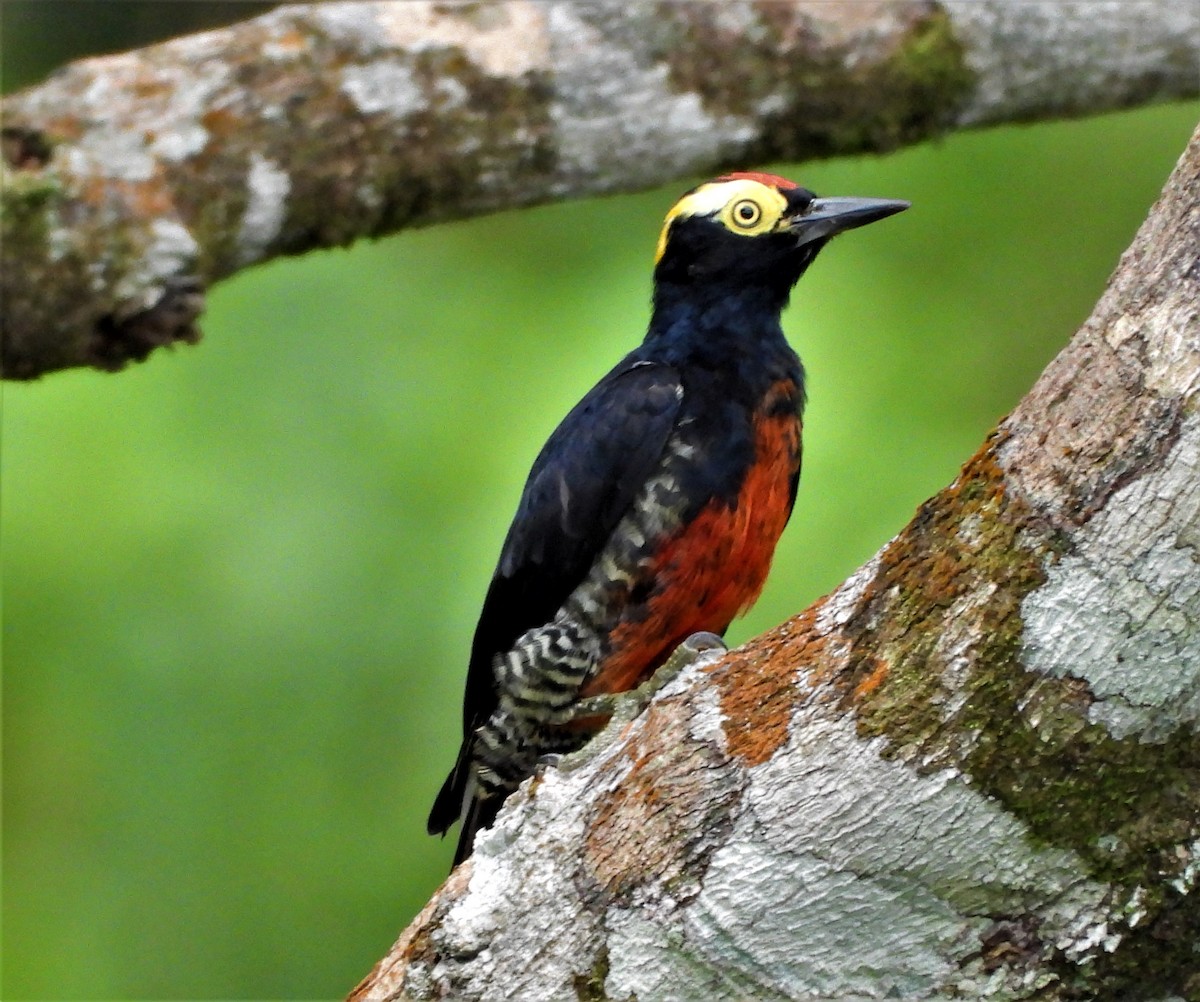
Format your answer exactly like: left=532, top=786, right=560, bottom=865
left=2, top=3, right=1197, bottom=999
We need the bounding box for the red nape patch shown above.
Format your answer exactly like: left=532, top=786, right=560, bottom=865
left=716, top=171, right=799, bottom=191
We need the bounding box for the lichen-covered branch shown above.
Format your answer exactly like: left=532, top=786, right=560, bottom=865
left=350, top=124, right=1200, bottom=1002
left=2, top=0, right=1197, bottom=378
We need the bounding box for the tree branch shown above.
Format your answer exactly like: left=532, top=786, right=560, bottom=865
left=351, top=123, right=1200, bottom=1001
left=2, top=0, right=1197, bottom=378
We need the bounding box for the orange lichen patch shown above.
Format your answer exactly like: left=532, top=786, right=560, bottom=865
left=77, top=174, right=176, bottom=217
left=127, top=178, right=175, bottom=217
left=80, top=176, right=109, bottom=208
left=583, top=695, right=743, bottom=902
left=44, top=115, right=85, bottom=142
left=708, top=603, right=833, bottom=767
left=271, top=27, right=309, bottom=53
left=131, top=76, right=172, bottom=100
left=201, top=106, right=243, bottom=139
left=851, top=655, right=890, bottom=700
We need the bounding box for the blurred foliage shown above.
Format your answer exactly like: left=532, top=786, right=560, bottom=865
left=3, top=3, right=1199, bottom=1000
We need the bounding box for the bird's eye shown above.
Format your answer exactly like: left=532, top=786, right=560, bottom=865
left=731, top=199, right=762, bottom=229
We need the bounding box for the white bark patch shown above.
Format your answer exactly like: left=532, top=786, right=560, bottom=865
left=817, top=553, right=882, bottom=634
left=686, top=676, right=730, bottom=753
left=340, top=61, right=425, bottom=118
left=947, top=1, right=1200, bottom=126
left=236, top=155, right=291, bottom=265
left=59, top=129, right=155, bottom=185
left=1020, top=413, right=1200, bottom=741
left=545, top=5, right=757, bottom=193
left=430, top=749, right=619, bottom=998
left=113, top=218, right=199, bottom=310
left=605, top=902, right=795, bottom=1002
left=148, top=124, right=209, bottom=164
left=929, top=583, right=999, bottom=725
left=1107, top=301, right=1200, bottom=401
left=1169, top=836, right=1199, bottom=896
left=810, top=554, right=885, bottom=682
left=605, top=712, right=1109, bottom=1000
left=45, top=46, right=230, bottom=172
left=312, top=1, right=550, bottom=77
left=434, top=801, right=598, bottom=998
left=958, top=512, right=985, bottom=548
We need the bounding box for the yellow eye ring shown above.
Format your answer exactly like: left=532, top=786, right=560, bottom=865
left=730, top=199, right=762, bottom=229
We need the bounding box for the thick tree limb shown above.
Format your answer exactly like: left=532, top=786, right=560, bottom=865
left=351, top=124, right=1200, bottom=1001
left=2, top=0, right=1197, bottom=378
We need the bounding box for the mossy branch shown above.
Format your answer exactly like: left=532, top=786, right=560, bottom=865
left=2, top=0, right=1197, bottom=379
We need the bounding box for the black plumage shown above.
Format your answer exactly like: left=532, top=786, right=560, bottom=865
left=427, top=174, right=908, bottom=866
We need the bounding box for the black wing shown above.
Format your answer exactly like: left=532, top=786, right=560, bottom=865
left=427, top=358, right=682, bottom=836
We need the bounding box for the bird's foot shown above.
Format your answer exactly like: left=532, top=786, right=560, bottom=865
left=650, top=630, right=728, bottom=692
left=542, top=632, right=728, bottom=774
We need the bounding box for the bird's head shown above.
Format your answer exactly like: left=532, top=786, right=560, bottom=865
left=653, top=172, right=909, bottom=296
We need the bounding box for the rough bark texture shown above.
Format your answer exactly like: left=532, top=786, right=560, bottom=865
left=2, top=0, right=1197, bottom=378
left=350, top=125, right=1200, bottom=1002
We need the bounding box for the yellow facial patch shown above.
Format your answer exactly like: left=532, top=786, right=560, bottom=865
left=654, top=178, right=791, bottom=264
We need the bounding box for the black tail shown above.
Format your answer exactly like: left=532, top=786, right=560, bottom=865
left=428, top=744, right=501, bottom=870
left=427, top=744, right=469, bottom=836
left=451, top=793, right=502, bottom=867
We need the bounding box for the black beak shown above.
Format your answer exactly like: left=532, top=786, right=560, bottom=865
left=788, top=196, right=910, bottom=248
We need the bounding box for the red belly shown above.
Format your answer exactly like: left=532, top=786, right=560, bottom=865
left=583, top=400, right=800, bottom=697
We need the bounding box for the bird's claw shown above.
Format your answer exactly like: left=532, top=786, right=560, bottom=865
left=665, top=631, right=728, bottom=667
left=639, top=630, right=728, bottom=698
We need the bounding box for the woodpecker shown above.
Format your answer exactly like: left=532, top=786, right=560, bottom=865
left=428, top=173, right=908, bottom=866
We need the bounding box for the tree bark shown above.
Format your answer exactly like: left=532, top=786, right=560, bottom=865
left=2, top=0, right=1197, bottom=378
left=350, top=124, right=1200, bottom=1001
